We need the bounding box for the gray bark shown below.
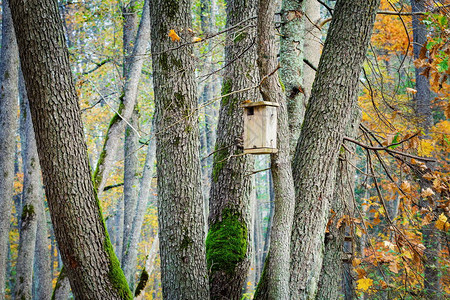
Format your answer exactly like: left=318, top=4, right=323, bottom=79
left=14, top=72, right=41, bottom=300
left=52, top=268, right=71, bottom=300
left=289, top=1, right=380, bottom=298
left=0, top=0, right=19, bottom=296
left=92, top=0, right=150, bottom=196
left=316, top=108, right=360, bottom=300
left=206, top=0, right=258, bottom=298
left=149, top=0, right=209, bottom=298
left=280, top=0, right=305, bottom=156
left=303, top=0, right=322, bottom=99
left=121, top=120, right=156, bottom=288
left=33, top=199, right=53, bottom=300
left=253, top=0, right=295, bottom=298
left=10, top=0, right=132, bottom=298
left=121, top=108, right=139, bottom=268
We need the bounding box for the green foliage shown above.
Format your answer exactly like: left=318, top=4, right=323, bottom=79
left=206, top=209, right=248, bottom=274
left=20, top=204, right=35, bottom=224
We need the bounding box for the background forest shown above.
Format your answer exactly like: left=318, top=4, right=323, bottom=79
left=0, top=0, right=449, bottom=299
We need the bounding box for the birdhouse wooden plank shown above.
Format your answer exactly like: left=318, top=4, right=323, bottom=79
left=242, top=101, right=279, bottom=155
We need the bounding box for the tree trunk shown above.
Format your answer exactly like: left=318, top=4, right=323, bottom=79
left=33, top=199, right=53, bottom=300
left=121, top=120, right=156, bottom=288
left=316, top=107, right=360, bottom=300
left=289, top=1, right=380, bottom=299
left=121, top=108, right=139, bottom=268
left=253, top=0, right=296, bottom=298
left=206, top=0, right=258, bottom=298
left=411, top=1, right=440, bottom=298
left=92, top=0, right=150, bottom=196
left=14, top=72, right=41, bottom=300
left=149, top=0, right=209, bottom=298
left=0, top=0, right=19, bottom=297
left=10, top=0, right=132, bottom=298
left=280, top=0, right=305, bottom=156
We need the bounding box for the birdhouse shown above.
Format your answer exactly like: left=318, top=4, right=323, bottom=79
left=242, top=101, right=279, bottom=154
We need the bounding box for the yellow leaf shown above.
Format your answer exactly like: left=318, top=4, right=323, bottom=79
left=247, top=281, right=252, bottom=286
left=168, top=29, right=181, bottom=42
left=435, top=213, right=450, bottom=231
left=352, top=258, right=361, bottom=267
left=418, top=139, right=434, bottom=157
left=357, top=277, right=373, bottom=291
left=400, top=181, right=411, bottom=193
left=192, top=36, right=202, bottom=42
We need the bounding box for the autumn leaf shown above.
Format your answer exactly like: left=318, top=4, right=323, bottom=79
left=168, top=29, right=181, bottom=42
left=357, top=277, right=373, bottom=291
left=435, top=213, right=450, bottom=231
left=421, top=187, right=435, bottom=198
left=406, top=87, right=417, bottom=94
left=192, top=36, right=202, bottom=43
left=388, top=261, right=399, bottom=273
left=418, top=139, right=434, bottom=157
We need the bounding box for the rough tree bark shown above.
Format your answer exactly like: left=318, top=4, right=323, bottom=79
left=289, top=0, right=380, bottom=299
left=253, top=0, right=295, bottom=298
left=0, top=0, right=19, bottom=296
left=316, top=108, right=360, bottom=300
left=9, top=0, right=132, bottom=298
left=206, top=0, right=258, bottom=299
left=149, top=0, right=209, bottom=298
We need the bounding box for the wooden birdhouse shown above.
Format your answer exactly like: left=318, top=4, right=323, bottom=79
left=242, top=101, right=279, bottom=154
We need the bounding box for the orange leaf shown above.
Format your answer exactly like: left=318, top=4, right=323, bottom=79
left=168, top=29, right=181, bottom=42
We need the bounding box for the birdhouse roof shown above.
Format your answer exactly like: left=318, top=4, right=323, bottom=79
left=241, top=101, right=280, bottom=108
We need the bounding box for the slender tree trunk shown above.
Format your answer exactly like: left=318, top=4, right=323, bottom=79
left=14, top=72, right=41, bottom=300
left=280, top=0, right=305, bottom=156
left=411, top=1, right=440, bottom=298
left=121, top=108, right=139, bottom=268
left=253, top=0, right=295, bottom=298
left=206, top=0, right=258, bottom=298
left=149, top=0, right=209, bottom=298
left=289, top=1, right=380, bottom=299
left=303, top=0, right=322, bottom=99
left=52, top=268, right=71, bottom=300
left=33, top=199, right=53, bottom=300
left=92, top=0, right=150, bottom=196
left=10, top=0, right=132, bottom=298
left=121, top=120, right=156, bottom=287
left=0, top=1, right=19, bottom=296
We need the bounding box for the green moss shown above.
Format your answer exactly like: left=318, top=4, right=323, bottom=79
left=206, top=209, right=248, bottom=274
left=92, top=101, right=124, bottom=190
left=221, top=78, right=233, bottom=107
left=93, top=190, right=132, bottom=299
left=21, top=204, right=35, bottom=224
left=4, top=70, right=9, bottom=80
left=212, top=143, right=228, bottom=182
left=278, top=75, right=285, bottom=92
left=104, top=235, right=133, bottom=299
left=134, top=268, right=149, bottom=297
left=233, top=32, right=247, bottom=43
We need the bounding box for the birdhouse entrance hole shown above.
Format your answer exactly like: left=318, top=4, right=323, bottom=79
left=241, top=101, right=279, bottom=155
